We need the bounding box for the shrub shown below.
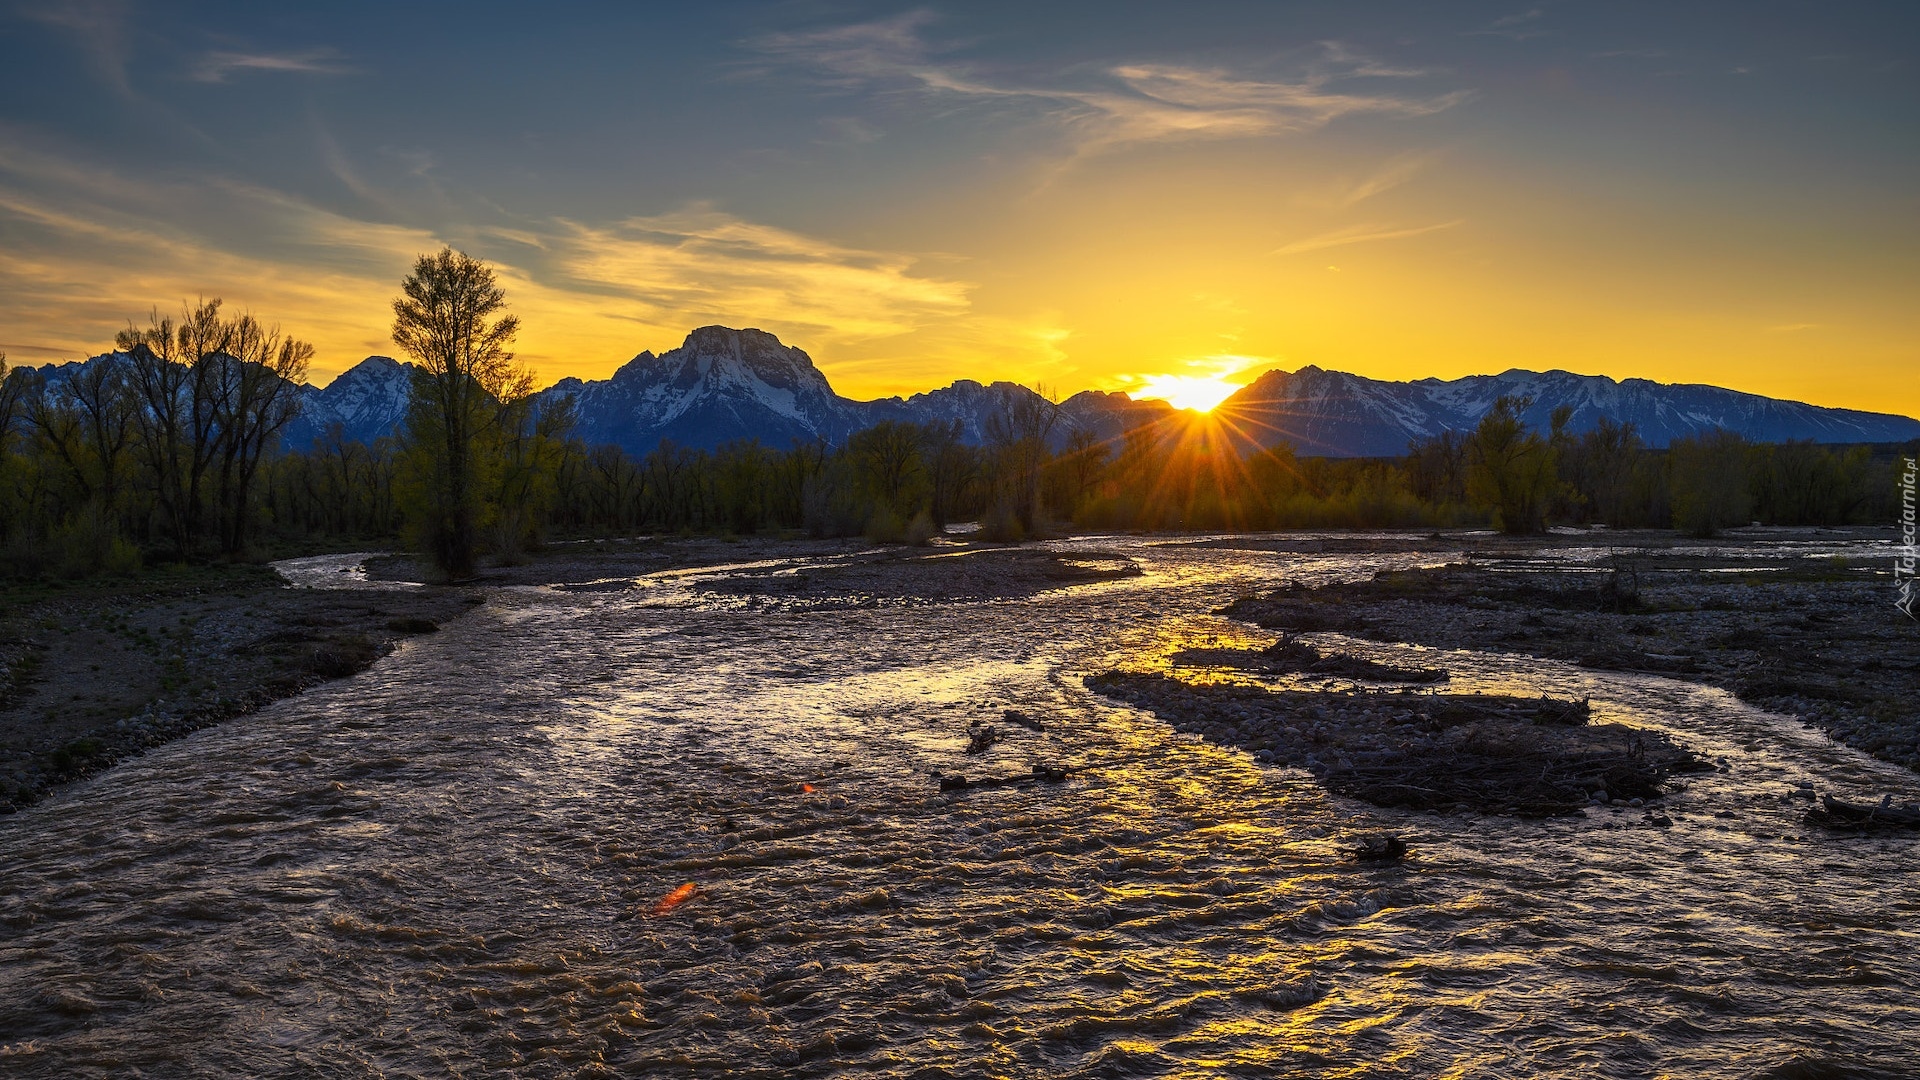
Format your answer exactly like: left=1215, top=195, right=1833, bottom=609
left=905, top=510, right=939, bottom=546
left=977, top=504, right=1026, bottom=543
left=104, top=536, right=143, bottom=576
left=863, top=508, right=907, bottom=544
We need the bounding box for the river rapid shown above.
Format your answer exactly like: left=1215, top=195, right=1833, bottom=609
left=2, top=538, right=1916, bottom=1078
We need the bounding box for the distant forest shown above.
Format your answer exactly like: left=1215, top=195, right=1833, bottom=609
left=1, top=272, right=1910, bottom=580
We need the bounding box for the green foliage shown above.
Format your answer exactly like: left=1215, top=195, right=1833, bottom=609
left=1560, top=417, right=1655, bottom=526
left=1465, top=395, right=1560, bottom=534
left=1668, top=429, right=1752, bottom=537
left=1748, top=441, right=1876, bottom=525
left=1, top=309, right=1902, bottom=561
left=390, top=248, right=530, bottom=580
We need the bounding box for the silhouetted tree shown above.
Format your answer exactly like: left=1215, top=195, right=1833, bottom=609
left=1053, top=426, right=1109, bottom=519
left=391, top=248, right=527, bottom=579
left=921, top=421, right=973, bottom=528
left=850, top=420, right=925, bottom=521
left=985, top=385, right=1059, bottom=534
left=208, top=314, right=311, bottom=554
left=0, top=355, right=26, bottom=470
left=1407, top=429, right=1469, bottom=506
left=1569, top=417, right=1644, bottom=526
left=1669, top=429, right=1752, bottom=537
left=1466, top=395, right=1558, bottom=534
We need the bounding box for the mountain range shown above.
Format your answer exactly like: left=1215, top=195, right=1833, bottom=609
left=34, top=324, right=1920, bottom=458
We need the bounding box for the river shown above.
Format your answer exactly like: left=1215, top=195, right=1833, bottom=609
left=2, top=538, right=1915, bottom=1078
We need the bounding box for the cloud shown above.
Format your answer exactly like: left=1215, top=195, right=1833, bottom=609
left=1764, top=323, right=1818, bottom=334
left=192, top=47, right=353, bottom=83
left=18, top=0, right=134, bottom=98
left=749, top=17, right=1469, bottom=158
left=0, top=139, right=437, bottom=373
left=818, top=116, right=885, bottom=145
left=818, top=312, right=1074, bottom=398
left=0, top=135, right=972, bottom=384
left=1300, top=151, right=1440, bottom=210
left=536, top=207, right=971, bottom=346
left=1272, top=219, right=1463, bottom=255
left=1467, top=7, right=1553, bottom=42
left=1075, top=65, right=1467, bottom=152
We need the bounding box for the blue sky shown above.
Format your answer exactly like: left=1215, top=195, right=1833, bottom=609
left=1, top=1, right=1914, bottom=410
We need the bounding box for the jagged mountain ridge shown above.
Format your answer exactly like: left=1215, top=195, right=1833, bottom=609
left=1219, top=365, right=1920, bottom=457
left=535, top=326, right=1176, bottom=453
left=28, top=326, right=1920, bottom=457
left=282, top=355, right=412, bottom=449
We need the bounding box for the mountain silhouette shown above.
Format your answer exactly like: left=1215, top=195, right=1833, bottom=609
left=35, top=325, right=1920, bottom=457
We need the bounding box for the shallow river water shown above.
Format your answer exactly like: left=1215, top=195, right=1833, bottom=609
left=3, top=538, right=1917, bottom=1078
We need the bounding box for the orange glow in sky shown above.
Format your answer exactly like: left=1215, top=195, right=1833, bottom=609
left=0, top=6, right=1913, bottom=418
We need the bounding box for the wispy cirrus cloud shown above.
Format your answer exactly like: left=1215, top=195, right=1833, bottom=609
left=18, top=0, right=135, bottom=98
left=1272, top=218, right=1463, bottom=255
left=1468, top=8, right=1554, bottom=42
left=1299, top=151, right=1442, bottom=210
left=191, top=47, right=354, bottom=83
left=0, top=133, right=972, bottom=381
left=749, top=14, right=1469, bottom=157
left=532, top=207, right=971, bottom=345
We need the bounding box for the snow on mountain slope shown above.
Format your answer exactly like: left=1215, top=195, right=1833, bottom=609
left=23, top=332, right=1919, bottom=458
left=549, top=326, right=860, bottom=451
left=1222, top=365, right=1920, bottom=456
left=284, top=356, right=412, bottom=448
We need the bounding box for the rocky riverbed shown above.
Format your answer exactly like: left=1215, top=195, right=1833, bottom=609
left=3, top=530, right=1918, bottom=1077
left=364, top=535, right=1141, bottom=606
left=1217, top=539, right=1919, bottom=772
left=1089, top=670, right=1708, bottom=817
left=0, top=564, right=477, bottom=812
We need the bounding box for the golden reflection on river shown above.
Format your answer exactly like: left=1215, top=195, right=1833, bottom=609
left=0, top=536, right=1915, bottom=1078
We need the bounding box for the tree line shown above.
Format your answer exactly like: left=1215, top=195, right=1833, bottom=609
left=0, top=299, right=310, bottom=576
left=1, top=249, right=1906, bottom=580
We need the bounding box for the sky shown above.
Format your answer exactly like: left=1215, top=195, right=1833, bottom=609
left=0, top=1, right=1915, bottom=413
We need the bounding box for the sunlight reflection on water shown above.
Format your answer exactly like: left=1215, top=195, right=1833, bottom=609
left=0, top=538, right=1913, bottom=1077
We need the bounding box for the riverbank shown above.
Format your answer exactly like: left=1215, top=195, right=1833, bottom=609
left=3, top=529, right=1917, bottom=1076
left=1212, top=527, right=1917, bottom=773
left=365, top=534, right=1141, bottom=605
left=0, top=564, right=479, bottom=813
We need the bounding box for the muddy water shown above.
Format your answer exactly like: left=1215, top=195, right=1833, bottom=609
left=2, top=539, right=1916, bottom=1078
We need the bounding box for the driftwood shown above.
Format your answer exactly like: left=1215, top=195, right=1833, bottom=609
left=938, top=763, right=1072, bottom=792
left=1807, top=794, right=1920, bottom=829
left=1171, top=636, right=1446, bottom=683
left=1349, top=835, right=1408, bottom=863
left=964, top=724, right=1001, bottom=755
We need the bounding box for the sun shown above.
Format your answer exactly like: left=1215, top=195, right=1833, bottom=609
left=1132, top=374, right=1243, bottom=413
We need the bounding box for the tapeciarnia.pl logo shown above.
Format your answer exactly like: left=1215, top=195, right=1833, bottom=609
left=1898, top=456, right=1917, bottom=620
